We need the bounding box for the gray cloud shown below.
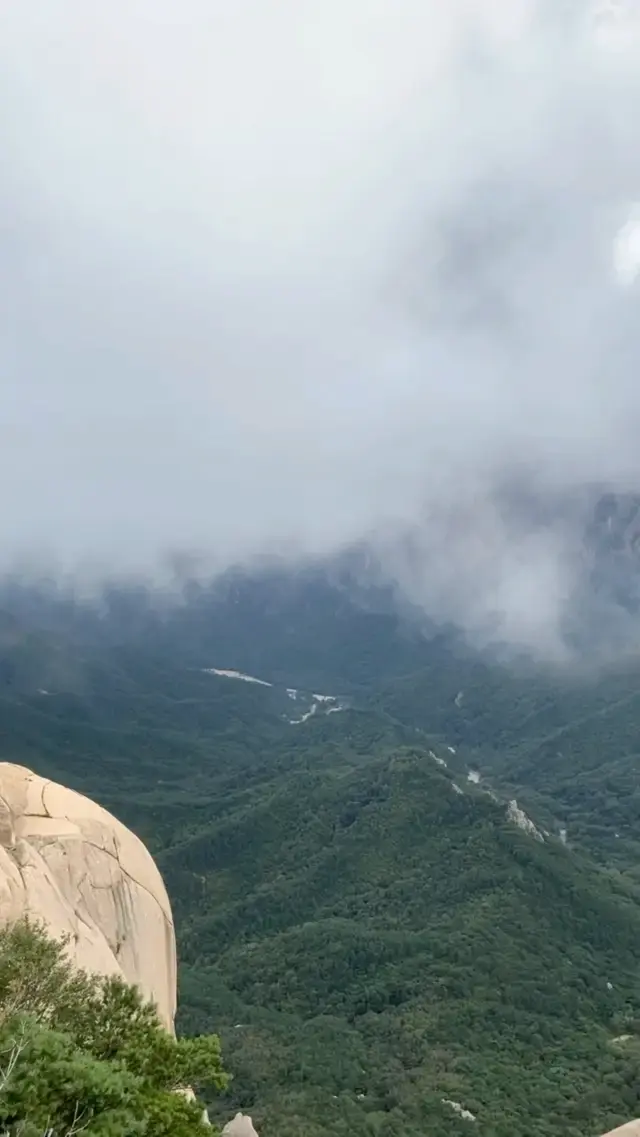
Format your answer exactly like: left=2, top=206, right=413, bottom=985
left=3, top=0, right=640, bottom=653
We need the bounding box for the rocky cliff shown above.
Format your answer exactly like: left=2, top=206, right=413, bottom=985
left=0, top=761, right=176, bottom=1031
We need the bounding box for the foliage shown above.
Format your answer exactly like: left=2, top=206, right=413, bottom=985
left=3, top=577, right=640, bottom=1133
left=0, top=921, right=227, bottom=1136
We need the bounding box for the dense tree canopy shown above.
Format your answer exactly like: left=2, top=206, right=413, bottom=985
left=0, top=921, right=227, bottom=1137
left=2, top=575, right=640, bottom=1134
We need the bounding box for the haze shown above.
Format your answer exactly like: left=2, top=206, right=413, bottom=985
left=3, top=0, right=640, bottom=653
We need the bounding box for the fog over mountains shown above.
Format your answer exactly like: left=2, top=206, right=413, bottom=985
left=4, top=1, right=640, bottom=657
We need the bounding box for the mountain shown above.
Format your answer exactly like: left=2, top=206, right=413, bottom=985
left=171, top=728, right=640, bottom=1137
left=588, top=492, right=640, bottom=613
left=1, top=572, right=640, bottom=1133
left=365, top=643, right=640, bottom=881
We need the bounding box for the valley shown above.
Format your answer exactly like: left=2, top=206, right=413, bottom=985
left=1, top=574, right=640, bottom=1135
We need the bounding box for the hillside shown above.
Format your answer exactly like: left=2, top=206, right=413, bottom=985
left=370, top=656, right=640, bottom=879
left=171, top=738, right=640, bottom=1137
left=1, top=578, right=640, bottom=1134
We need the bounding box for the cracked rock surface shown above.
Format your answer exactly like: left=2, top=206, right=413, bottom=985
left=0, top=762, right=176, bottom=1032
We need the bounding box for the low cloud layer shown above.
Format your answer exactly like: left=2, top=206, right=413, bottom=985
left=3, top=0, right=640, bottom=654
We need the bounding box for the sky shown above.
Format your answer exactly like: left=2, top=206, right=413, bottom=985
left=3, top=0, right=640, bottom=654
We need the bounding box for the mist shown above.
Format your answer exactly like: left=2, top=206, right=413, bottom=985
left=3, top=0, right=640, bottom=655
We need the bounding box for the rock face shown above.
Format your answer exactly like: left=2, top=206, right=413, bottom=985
left=0, top=762, right=176, bottom=1031
left=602, top=1124, right=640, bottom=1136
left=223, top=1114, right=260, bottom=1137
left=506, top=799, right=545, bottom=842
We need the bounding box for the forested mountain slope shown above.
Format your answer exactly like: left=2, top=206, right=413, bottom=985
left=1, top=576, right=640, bottom=1134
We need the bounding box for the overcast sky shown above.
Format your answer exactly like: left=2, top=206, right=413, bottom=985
left=3, top=0, right=640, bottom=652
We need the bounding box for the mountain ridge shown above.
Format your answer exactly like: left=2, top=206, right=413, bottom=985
left=0, top=569, right=640, bottom=1132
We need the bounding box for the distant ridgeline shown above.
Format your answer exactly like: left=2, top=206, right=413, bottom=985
left=1, top=511, right=640, bottom=1133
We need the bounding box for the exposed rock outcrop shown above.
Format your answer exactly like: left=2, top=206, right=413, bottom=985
left=601, top=1123, right=640, bottom=1136
left=0, top=762, right=176, bottom=1031
left=506, top=799, right=544, bottom=842
left=223, top=1113, right=260, bottom=1137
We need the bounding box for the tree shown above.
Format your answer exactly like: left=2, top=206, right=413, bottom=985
left=0, top=920, right=228, bottom=1136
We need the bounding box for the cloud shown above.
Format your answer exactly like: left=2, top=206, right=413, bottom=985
left=3, top=0, right=640, bottom=653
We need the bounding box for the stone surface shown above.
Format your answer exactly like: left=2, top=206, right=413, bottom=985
left=602, top=1124, right=640, bottom=1136
left=0, top=762, right=176, bottom=1031
left=222, top=1112, right=259, bottom=1137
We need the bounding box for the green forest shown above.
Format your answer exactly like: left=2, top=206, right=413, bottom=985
left=1, top=577, right=640, bottom=1135
left=0, top=920, right=225, bottom=1135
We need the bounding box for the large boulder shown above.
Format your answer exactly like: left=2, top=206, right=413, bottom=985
left=0, top=762, right=176, bottom=1031
left=223, top=1114, right=259, bottom=1137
